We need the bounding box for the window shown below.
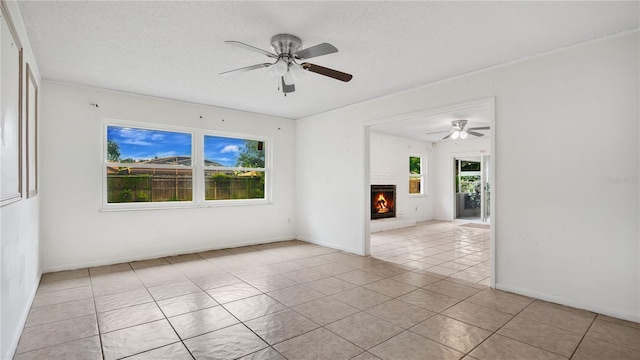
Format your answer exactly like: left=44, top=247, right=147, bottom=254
left=106, top=126, right=193, bottom=203
left=104, top=122, right=269, bottom=208
left=203, top=135, right=266, bottom=201
left=409, top=156, right=424, bottom=195
left=460, top=160, right=481, bottom=172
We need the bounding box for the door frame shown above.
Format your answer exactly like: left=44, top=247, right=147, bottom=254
left=363, top=96, right=496, bottom=288
left=452, top=154, right=491, bottom=223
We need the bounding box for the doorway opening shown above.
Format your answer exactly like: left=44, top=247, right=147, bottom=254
left=454, top=155, right=490, bottom=223
left=363, top=97, right=496, bottom=288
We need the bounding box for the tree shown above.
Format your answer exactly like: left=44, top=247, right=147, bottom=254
left=236, top=140, right=265, bottom=168
left=410, top=156, right=421, bottom=174
left=107, top=140, right=121, bottom=162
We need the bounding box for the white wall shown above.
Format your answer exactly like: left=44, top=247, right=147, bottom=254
left=296, top=116, right=367, bottom=254
left=0, top=2, right=41, bottom=359
left=432, top=137, right=491, bottom=221
left=296, top=32, right=639, bottom=321
left=369, top=132, right=434, bottom=223
left=40, top=83, right=296, bottom=271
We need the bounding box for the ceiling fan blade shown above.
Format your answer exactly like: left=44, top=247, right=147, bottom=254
left=281, top=77, right=295, bottom=93
left=301, top=62, right=352, bottom=82
left=425, top=130, right=450, bottom=135
left=468, top=126, right=490, bottom=131
left=225, top=41, right=277, bottom=58
left=220, top=63, right=272, bottom=76
left=293, top=43, right=338, bottom=60
left=442, top=131, right=455, bottom=140
left=467, top=130, right=485, bottom=137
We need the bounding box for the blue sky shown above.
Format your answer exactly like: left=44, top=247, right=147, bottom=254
left=107, top=126, right=245, bottom=166
left=204, top=135, right=245, bottom=167
left=107, top=126, right=191, bottom=161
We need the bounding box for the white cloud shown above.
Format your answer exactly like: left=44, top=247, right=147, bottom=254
left=150, top=133, right=165, bottom=141
left=220, top=145, right=240, bottom=153
left=119, top=128, right=152, bottom=146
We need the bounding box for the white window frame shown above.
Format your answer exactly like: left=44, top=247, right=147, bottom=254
left=201, top=132, right=271, bottom=204
left=101, top=120, right=272, bottom=211
left=409, top=155, right=425, bottom=196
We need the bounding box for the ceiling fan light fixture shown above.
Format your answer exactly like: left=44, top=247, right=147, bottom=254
left=274, top=59, right=288, bottom=76
left=283, top=69, right=295, bottom=85
left=289, top=63, right=306, bottom=80
left=451, top=130, right=460, bottom=140
left=460, top=130, right=468, bottom=139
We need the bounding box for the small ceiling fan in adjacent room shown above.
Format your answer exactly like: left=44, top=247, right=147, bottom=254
left=220, top=34, right=353, bottom=95
left=427, top=120, right=490, bottom=140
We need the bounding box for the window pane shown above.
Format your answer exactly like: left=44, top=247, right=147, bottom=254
left=205, top=170, right=265, bottom=200
left=410, top=156, right=421, bottom=175
left=461, top=161, right=480, bottom=172
left=409, top=177, right=421, bottom=194
left=107, top=167, right=193, bottom=203
left=204, top=135, right=265, bottom=168
left=458, top=175, right=480, bottom=193
left=107, top=126, right=192, bottom=165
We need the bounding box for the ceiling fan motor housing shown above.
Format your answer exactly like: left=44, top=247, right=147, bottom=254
left=452, top=119, right=468, bottom=129
left=271, top=34, right=302, bottom=56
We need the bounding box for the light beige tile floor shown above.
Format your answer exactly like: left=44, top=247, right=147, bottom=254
left=13, top=221, right=640, bottom=359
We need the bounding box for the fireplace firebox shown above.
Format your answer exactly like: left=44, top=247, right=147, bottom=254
left=371, top=185, right=396, bottom=220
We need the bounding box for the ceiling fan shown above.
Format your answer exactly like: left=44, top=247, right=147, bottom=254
left=426, top=120, right=490, bottom=140
left=220, top=34, right=353, bottom=95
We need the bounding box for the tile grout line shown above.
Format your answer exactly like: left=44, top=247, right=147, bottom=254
left=88, top=268, right=107, bottom=360
left=458, top=296, right=536, bottom=358
left=568, top=314, right=598, bottom=359
left=477, top=298, right=595, bottom=359
left=92, top=261, right=189, bottom=358
left=133, top=257, right=198, bottom=360
left=168, top=250, right=337, bottom=359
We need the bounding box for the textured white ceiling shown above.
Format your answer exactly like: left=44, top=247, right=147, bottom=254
left=370, top=104, right=492, bottom=143
left=18, top=1, right=639, bottom=119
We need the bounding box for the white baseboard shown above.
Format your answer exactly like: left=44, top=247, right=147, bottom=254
left=3, top=272, right=41, bottom=360
left=41, top=236, right=297, bottom=273
left=297, top=236, right=364, bottom=256
left=496, top=282, right=640, bottom=323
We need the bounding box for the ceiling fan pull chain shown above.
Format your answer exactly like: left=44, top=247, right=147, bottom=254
left=277, top=79, right=287, bottom=96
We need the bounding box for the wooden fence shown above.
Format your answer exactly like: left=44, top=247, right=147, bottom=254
left=107, top=175, right=263, bottom=203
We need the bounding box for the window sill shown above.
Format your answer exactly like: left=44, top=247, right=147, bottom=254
left=100, top=199, right=273, bottom=212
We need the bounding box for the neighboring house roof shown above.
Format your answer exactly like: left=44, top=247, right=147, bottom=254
left=111, top=156, right=224, bottom=167
left=107, top=157, right=226, bottom=176
left=142, top=156, right=192, bottom=166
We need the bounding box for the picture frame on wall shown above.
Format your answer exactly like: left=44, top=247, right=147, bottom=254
left=26, top=63, right=37, bottom=197
left=0, top=0, right=24, bottom=207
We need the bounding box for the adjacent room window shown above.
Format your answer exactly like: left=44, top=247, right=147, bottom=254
left=203, top=135, right=266, bottom=201
left=409, top=156, right=424, bottom=195
left=106, top=126, right=194, bottom=203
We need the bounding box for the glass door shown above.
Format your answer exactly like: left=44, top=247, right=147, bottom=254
left=482, top=155, right=491, bottom=223
left=455, top=157, right=482, bottom=221
left=454, top=155, right=490, bottom=223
